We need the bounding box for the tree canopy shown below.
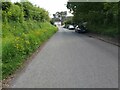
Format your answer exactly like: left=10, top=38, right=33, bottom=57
left=2, top=1, right=50, bottom=23
left=67, top=2, right=118, bottom=25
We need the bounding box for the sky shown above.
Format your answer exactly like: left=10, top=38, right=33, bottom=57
left=11, top=0, right=73, bottom=18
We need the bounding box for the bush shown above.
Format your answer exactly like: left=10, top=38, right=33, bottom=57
left=2, top=1, right=58, bottom=79
left=7, top=4, right=22, bottom=22
left=87, top=24, right=118, bottom=38
left=2, top=21, right=57, bottom=79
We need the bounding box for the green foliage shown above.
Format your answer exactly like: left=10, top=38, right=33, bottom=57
left=64, top=18, right=73, bottom=25
left=2, top=1, right=58, bottom=79
left=7, top=4, right=22, bottom=22
left=2, top=2, right=12, bottom=11
left=2, top=2, right=50, bottom=22
left=67, top=2, right=118, bottom=37
left=2, top=21, right=57, bottom=79
left=52, top=11, right=67, bottom=24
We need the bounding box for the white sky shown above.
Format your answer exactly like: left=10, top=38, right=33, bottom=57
left=11, top=0, right=73, bottom=18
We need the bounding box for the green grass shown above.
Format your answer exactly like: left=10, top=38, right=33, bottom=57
left=2, top=20, right=58, bottom=79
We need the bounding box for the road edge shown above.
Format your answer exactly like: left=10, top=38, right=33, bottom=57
left=86, top=33, right=119, bottom=47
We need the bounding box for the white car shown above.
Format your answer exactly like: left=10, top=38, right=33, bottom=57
left=68, top=25, right=75, bottom=30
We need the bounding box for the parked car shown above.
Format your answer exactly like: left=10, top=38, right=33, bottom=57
left=75, top=25, right=87, bottom=33
left=68, top=25, right=75, bottom=30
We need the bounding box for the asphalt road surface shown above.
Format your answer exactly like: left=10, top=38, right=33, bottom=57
left=10, top=27, right=118, bottom=88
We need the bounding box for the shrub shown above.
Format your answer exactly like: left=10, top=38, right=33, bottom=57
left=7, top=4, right=22, bottom=22
left=2, top=1, right=58, bottom=79
left=2, top=21, right=58, bottom=79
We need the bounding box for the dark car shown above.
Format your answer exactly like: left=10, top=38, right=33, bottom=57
left=75, top=25, right=87, bottom=33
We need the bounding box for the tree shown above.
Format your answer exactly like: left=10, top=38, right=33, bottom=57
left=53, top=11, right=67, bottom=25
left=67, top=2, right=118, bottom=25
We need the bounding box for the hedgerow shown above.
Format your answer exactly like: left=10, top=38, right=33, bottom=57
left=67, top=2, right=118, bottom=38
left=2, top=1, right=58, bottom=79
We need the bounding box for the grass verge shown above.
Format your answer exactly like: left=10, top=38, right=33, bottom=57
left=2, top=20, right=58, bottom=79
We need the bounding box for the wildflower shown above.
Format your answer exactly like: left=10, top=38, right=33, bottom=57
left=15, top=37, right=19, bottom=41
left=14, top=43, right=19, bottom=50
left=25, top=41, right=30, bottom=44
